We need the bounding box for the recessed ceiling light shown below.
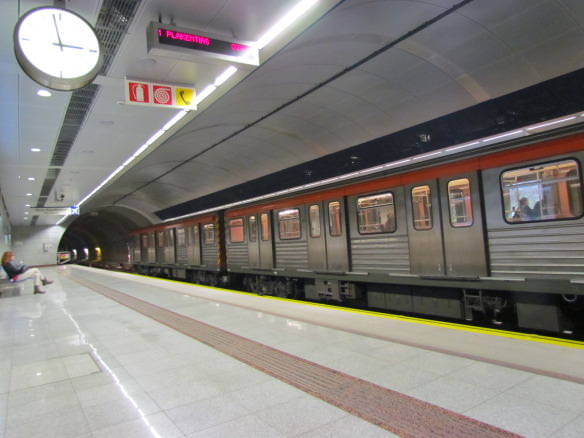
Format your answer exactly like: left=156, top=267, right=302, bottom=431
left=25, top=193, right=32, bottom=196
left=36, top=89, right=52, bottom=97
left=27, top=177, right=35, bottom=181
left=24, top=212, right=29, bottom=215
left=30, top=148, right=41, bottom=152
left=25, top=204, right=31, bottom=207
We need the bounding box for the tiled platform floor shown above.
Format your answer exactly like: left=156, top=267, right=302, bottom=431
left=1, top=266, right=583, bottom=438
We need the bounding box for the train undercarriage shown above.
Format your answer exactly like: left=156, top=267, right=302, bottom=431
left=131, top=263, right=584, bottom=338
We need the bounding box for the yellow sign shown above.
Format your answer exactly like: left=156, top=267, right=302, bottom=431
left=176, top=88, right=195, bottom=107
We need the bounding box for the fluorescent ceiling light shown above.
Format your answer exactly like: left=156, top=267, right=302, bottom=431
left=27, top=177, right=35, bottom=181
left=25, top=193, right=32, bottom=196
left=254, top=0, right=319, bottom=49
left=526, top=116, right=577, bottom=131
left=162, top=110, right=188, bottom=132
left=214, top=66, right=238, bottom=87
left=194, top=85, right=216, bottom=105
left=145, top=129, right=166, bottom=146
left=36, top=89, right=51, bottom=97
left=482, top=130, right=524, bottom=143
left=30, top=147, right=41, bottom=152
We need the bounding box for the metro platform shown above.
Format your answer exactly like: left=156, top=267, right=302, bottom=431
left=0, top=267, right=583, bottom=438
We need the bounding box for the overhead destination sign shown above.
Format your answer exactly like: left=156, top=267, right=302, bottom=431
left=125, top=78, right=196, bottom=109
left=147, top=22, right=259, bottom=67
left=31, top=206, right=79, bottom=216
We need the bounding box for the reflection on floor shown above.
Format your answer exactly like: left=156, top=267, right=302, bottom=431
left=0, top=266, right=583, bottom=438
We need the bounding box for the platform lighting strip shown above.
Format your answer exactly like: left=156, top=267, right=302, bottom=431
left=162, top=112, right=584, bottom=223
left=54, top=0, right=320, bottom=226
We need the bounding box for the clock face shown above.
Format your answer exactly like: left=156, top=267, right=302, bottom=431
left=14, top=7, right=102, bottom=91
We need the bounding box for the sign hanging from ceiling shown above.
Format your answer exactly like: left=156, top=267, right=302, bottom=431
left=124, top=78, right=197, bottom=109
left=30, top=206, right=79, bottom=216
left=147, top=22, right=259, bottom=67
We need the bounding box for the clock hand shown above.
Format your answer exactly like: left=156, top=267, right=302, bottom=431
left=52, top=14, right=64, bottom=51
left=52, top=43, right=84, bottom=50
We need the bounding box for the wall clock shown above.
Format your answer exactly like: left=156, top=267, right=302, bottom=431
left=14, top=6, right=103, bottom=91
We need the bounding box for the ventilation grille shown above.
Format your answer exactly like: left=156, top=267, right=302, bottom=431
left=35, top=0, right=142, bottom=215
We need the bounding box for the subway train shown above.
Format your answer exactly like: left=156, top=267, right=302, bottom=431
left=129, top=129, right=584, bottom=335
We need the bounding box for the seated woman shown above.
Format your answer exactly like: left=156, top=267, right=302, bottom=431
left=1, top=251, right=53, bottom=294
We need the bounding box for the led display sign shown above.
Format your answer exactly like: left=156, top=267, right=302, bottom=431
left=147, top=23, right=259, bottom=67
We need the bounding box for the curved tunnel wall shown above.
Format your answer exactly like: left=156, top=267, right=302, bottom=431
left=59, top=206, right=152, bottom=266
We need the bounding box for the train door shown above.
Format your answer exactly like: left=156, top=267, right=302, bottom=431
left=141, top=234, right=149, bottom=263
left=307, top=203, right=327, bottom=271
left=248, top=214, right=260, bottom=268
left=186, top=224, right=201, bottom=265
left=147, top=233, right=156, bottom=263
left=406, top=180, right=445, bottom=276
left=439, top=172, right=487, bottom=278
left=165, top=229, right=176, bottom=264
left=325, top=199, right=350, bottom=272
left=258, top=211, right=274, bottom=269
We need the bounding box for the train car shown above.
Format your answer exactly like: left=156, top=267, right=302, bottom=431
left=130, top=213, right=225, bottom=284
left=130, top=131, right=584, bottom=334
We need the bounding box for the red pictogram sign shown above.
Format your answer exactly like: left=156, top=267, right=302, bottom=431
left=153, top=85, right=173, bottom=105
left=128, top=81, right=150, bottom=103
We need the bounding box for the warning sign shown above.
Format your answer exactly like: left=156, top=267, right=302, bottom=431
left=125, top=78, right=196, bottom=110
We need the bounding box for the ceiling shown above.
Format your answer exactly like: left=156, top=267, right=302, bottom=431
left=2, top=0, right=584, bottom=229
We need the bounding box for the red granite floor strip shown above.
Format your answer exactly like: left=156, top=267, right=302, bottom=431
left=70, top=274, right=525, bottom=438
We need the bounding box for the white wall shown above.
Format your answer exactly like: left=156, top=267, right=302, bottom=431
left=0, top=199, right=11, bottom=257
left=12, top=225, right=66, bottom=266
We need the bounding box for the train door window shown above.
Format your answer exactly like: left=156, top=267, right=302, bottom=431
left=278, top=209, right=301, bottom=240
left=203, top=223, right=215, bottom=245
left=176, top=228, right=186, bottom=246
left=141, top=234, right=148, bottom=248
left=157, top=231, right=164, bottom=247
left=447, top=179, right=473, bottom=227
left=309, top=205, right=321, bottom=238
left=357, top=193, right=395, bottom=234
left=411, top=185, right=433, bottom=230
left=261, top=213, right=270, bottom=241
left=501, top=159, right=583, bottom=223
left=328, top=201, right=342, bottom=236
left=229, top=218, right=245, bottom=243
left=249, top=216, right=257, bottom=242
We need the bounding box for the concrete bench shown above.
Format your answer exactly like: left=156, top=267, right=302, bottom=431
left=0, top=276, right=23, bottom=297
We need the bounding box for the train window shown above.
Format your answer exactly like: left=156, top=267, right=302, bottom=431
left=278, top=209, right=301, bottom=240
left=175, top=228, right=185, bottom=246
left=448, top=179, right=473, bottom=227
left=309, top=205, right=321, bottom=238
left=357, top=193, right=395, bottom=234
left=203, top=223, right=215, bottom=245
left=229, top=218, right=245, bottom=243
left=501, top=159, right=583, bottom=223
left=328, top=201, right=342, bottom=236
left=141, top=234, right=148, bottom=248
left=411, top=185, right=433, bottom=230
left=261, top=213, right=270, bottom=241
left=249, top=216, right=257, bottom=242
left=157, top=231, right=164, bottom=247
left=187, top=224, right=199, bottom=246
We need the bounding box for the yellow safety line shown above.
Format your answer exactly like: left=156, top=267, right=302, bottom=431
left=124, top=271, right=584, bottom=350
